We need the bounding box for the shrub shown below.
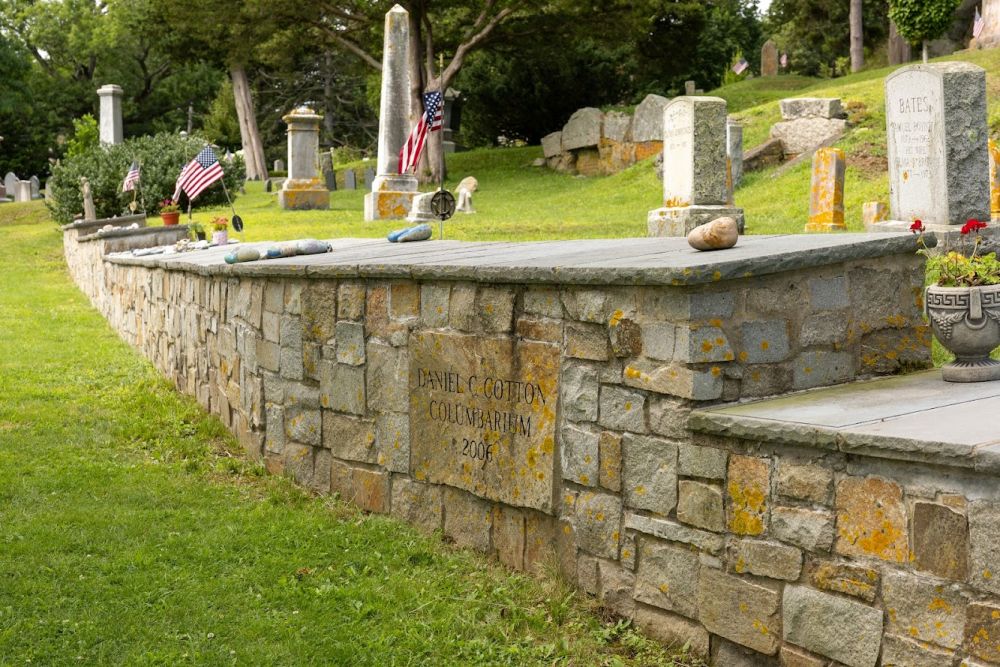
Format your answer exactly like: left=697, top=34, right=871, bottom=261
left=46, top=132, right=245, bottom=224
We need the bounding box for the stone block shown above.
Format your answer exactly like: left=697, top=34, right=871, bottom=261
left=597, top=560, right=635, bottom=618
left=283, top=442, right=315, bottom=487
left=609, top=317, right=642, bottom=357
left=634, top=538, right=700, bottom=618
left=779, top=97, right=843, bottom=120
left=442, top=488, right=492, bottom=552
left=301, top=281, right=337, bottom=342
left=770, top=117, right=847, bottom=154
left=349, top=466, right=389, bottom=514
left=793, top=350, right=854, bottom=390
left=835, top=476, right=908, bottom=563
left=731, top=539, right=802, bottom=581
left=810, top=561, right=877, bottom=602
left=388, top=282, right=419, bottom=320
left=263, top=281, right=284, bottom=313
left=678, top=442, right=727, bottom=479
left=562, top=289, right=608, bottom=323
left=862, top=201, right=889, bottom=230
left=516, top=317, right=561, bottom=343
left=560, top=362, right=599, bottom=423
left=476, top=286, right=514, bottom=333
left=285, top=406, right=321, bottom=447
left=968, top=501, right=1000, bottom=595
left=622, top=361, right=723, bottom=400
left=574, top=490, right=621, bottom=559
left=782, top=584, right=882, bottom=667
left=262, top=310, right=280, bottom=343
left=800, top=312, right=849, bottom=346
left=577, top=553, right=599, bottom=594
left=335, top=321, right=365, bottom=365
left=598, top=385, right=646, bottom=432
left=740, top=320, right=791, bottom=364
left=311, top=449, right=332, bottom=493
left=632, top=94, right=669, bottom=143
left=677, top=480, right=724, bottom=532
left=883, top=570, right=965, bottom=650
left=493, top=505, right=525, bottom=570
left=541, top=131, right=563, bottom=158
left=319, top=360, right=366, bottom=415
left=265, top=403, right=285, bottom=454
left=598, top=431, right=622, bottom=492
left=279, top=316, right=304, bottom=380
left=622, top=433, right=677, bottom=515
left=562, top=107, right=603, bottom=151
left=258, top=339, right=279, bottom=373
left=366, top=341, right=408, bottom=413
left=620, top=530, right=636, bottom=569
left=336, top=281, right=365, bottom=320
left=603, top=110, right=632, bottom=143
left=376, top=412, right=408, bottom=472
left=880, top=634, right=954, bottom=667
left=807, top=275, right=848, bottom=311
left=322, top=413, right=376, bottom=463
left=419, top=284, right=450, bottom=328
left=390, top=477, right=442, bottom=533
left=698, top=567, right=781, bottom=655
left=776, top=462, right=832, bottom=504
left=565, top=321, right=609, bottom=361
left=523, top=287, right=562, bottom=319
left=965, top=601, right=1000, bottom=663
left=673, top=325, right=734, bottom=363
left=912, top=501, right=968, bottom=580
left=727, top=455, right=770, bottom=536
left=779, top=645, right=825, bottom=667
left=642, top=322, right=676, bottom=362
left=633, top=604, right=709, bottom=657
left=561, top=423, right=599, bottom=486
left=771, top=506, right=835, bottom=552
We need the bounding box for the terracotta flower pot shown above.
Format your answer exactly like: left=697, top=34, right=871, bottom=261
left=161, top=211, right=180, bottom=226
left=926, top=284, right=1000, bottom=381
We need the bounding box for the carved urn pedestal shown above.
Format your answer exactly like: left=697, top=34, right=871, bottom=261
left=926, top=284, right=1000, bottom=381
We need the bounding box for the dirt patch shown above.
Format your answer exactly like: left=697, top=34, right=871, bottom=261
left=848, top=141, right=888, bottom=178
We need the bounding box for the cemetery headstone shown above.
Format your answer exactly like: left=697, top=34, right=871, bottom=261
left=761, top=40, right=778, bottom=76
left=990, top=139, right=1000, bottom=222
left=81, top=177, right=97, bottom=221
left=278, top=106, right=330, bottom=210
left=4, top=172, right=17, bottom=197
left=14, top=180, right=31, bottom=203
left=685, top=80, right=696, bottom=96
left=364, top=167, right=375, bottom=189
left=862, top=202, right=889, bottom=230
left=805, top=147, right=846, bottom=232
left=274, top=159, right=285, bottom=173
left=320, top=151, right=336, bottom=191
left=872, top=62, right=989, bottom=236
left=344, top=169, right=357, bottom=190
left=727, top=119, right=743, bottom=189
left=97, top=84, right=124, bottom=145
left=29, top=175, right=41, bottom=199
left=0, top=184, right=7, bottom=201
left=443, top=88, right=463, bottom=153
left=364, top=4, right=418, bottom=221
left=648, top=96, right=744, bottom=236
left=265, top=178, right=272, bottom=193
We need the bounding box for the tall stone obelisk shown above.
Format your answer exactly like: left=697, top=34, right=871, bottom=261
left=364, top=4, right=418, bottom=221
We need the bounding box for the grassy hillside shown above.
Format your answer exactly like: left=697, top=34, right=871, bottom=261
left=160, top=48, right=1000, bottom=241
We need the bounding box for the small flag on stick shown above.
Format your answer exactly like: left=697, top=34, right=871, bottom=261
left=173, top=146, right=224, bottom=202
left=974, top=7, right=985, bottom=39
left=398, top=91, right=444, bottom=174
left=780, top=52, right=789, bottom=68
left=122, top=160, right=140, bottom=192
left=732, top=58, right=749, bottom=75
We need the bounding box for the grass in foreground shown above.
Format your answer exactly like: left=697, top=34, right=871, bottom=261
left=0, top=200, right=701, bottom=665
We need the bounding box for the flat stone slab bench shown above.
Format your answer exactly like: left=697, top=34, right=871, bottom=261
left=106, top=233, right=921, bottom=285
left=691, top=369, right=1000, bottom=472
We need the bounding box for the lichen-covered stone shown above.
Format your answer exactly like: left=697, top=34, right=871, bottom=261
left=634, top=538, right=700, bottom=618
left=319, top=360, right=365, bottom=415
left=810, top=561, right=878, bottom=602
left=677, top=480, right=724, bottom=532
left=598, top=431, right=622, bottom=492
left=390, top=477, right=442, bottom=533
left=912, top=501, right=968, bottom=580
left=366, top=340, right=408, bottom=413
left=880, top=634, right=954, bottom=667
left=560, top=362, right=599, bottom=422
left=793, top=350, right=855, bottom=390
left=389, top=281, right=420, bottom=320
left=622, top=433, right=677, bottom=515
left=678, top=442, right=727, bottom=479
left=566, top=321, right=609, bottom=361
left=335, top=320, right=365, bottom=365
left=597, top=559, right=635, bottom=618
left=336, top=281, right=365, bottom=320
left=731, top=539, right=802, bottom=581
left=964, top=601, right=1000, bottom=663
left=419, top=283, right=450, bottom=327
left=561, top=423, right=599, bottom=486
left=727, top=455, right=769, bottom=536
left=523, top=287, right=562, bottom=319
left=740, top=320, right=791, bottom=364
left=609, top=317, right=642, bottom=357
left=574, top=490, right=621, bottom=559
left=442, top=488, right=492, bottom=552
left=782, top=584, right=883, bottom=667
left=633, top=604, right=709, bottom=657
left=883, top=570, right=965, bottom=650
left=598, top=385, right=646, bottom=432
left=672, top=325, right=734, bottom=363
left=493, top=505, right=525, bottom=570
left=698, top=567, right=781, bottom=655
left=835, top=476, right=908, bottom=563
left=284, top=406, right=321, bottom=447
left=771, top=506, right=835, bottom=552
left=967, top=500, right=1000, bottom=595
left=776, top=462, right=832, bottom=504
left=322, top=412, right=376, bottom=463
left=779, top=645, right=826, bottom=667
left=516, top=317, right=561, bottom=342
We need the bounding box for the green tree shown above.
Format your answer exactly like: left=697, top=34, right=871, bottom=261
left=888, top=0, right=961, bottom=62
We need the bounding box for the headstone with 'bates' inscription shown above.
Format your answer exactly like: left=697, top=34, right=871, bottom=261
left=881, top=62, right=989, bottom=230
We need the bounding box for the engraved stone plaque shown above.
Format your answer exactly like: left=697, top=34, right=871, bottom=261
left=409, top=331, right=559, bottom=513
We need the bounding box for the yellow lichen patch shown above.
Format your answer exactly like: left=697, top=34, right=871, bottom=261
left=608, top=309, right=624, bottom=327
left=702, top=340, right=714, bottom=353
left=835, top=477, right=909, bottom=562
left=738, top=351, right=748, bottom=362
left=579, top=474, right=589, bottom=485
left=712, top=271, right=722, bottom=281
left=711, top=366, right=721, bottom=377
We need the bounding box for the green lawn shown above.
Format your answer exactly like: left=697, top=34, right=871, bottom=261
left=0, top=199, right=700, bottom=665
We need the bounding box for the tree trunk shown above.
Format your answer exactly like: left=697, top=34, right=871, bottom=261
left=230, top=64, right=267, bottom=181
left=849, top=0, right=864, bottom=72
left=888, top=19, right=911, bottom=65
left=323, top=53, right=335, bottom=146
left=922, top=40, right=929, bottom=63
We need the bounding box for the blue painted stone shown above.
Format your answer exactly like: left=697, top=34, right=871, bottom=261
left=225, top=247, right=261, bottom=264
left=296, top=239, right=331, bottom=255
left=265, top=243, right=298, bottom=259
left=398, top=224, right=432, bottom=242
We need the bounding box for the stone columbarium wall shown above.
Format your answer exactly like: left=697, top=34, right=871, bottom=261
left=68, top=223, right=1000, bottom=666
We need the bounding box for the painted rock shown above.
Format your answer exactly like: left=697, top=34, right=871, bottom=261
left=296, top=239, right=331, bottom=255
left=398, top=224, right=432, bottom=242
left=687, top=217, right=739, bottom=251
left=266, top=243, right=299, bottom=259
left=224, top=247, right=261, bottom=264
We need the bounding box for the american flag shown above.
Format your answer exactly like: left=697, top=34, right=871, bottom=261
left=974, top=7, right=985, bottom=38
left=398, top=91, right=444, bottom=174
left=173, top=146, right=224, bottom=202
left=780, top=52, right=789, bottom=68
left=122, top=160, right=140, bottom=192
left=731, top=58, right=749, bottom=75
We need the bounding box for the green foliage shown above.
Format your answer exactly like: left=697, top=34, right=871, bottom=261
left=65, top=114, right=99, bottom=159
left=924, top=248, right=1000, bottom=287
left=889, top=0, right=962, bottom=44
left=46, top=133, right=245, bottom=224
left=202, top=80, right=242, bottom=149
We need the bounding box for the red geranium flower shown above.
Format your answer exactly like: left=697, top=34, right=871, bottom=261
left=910, top=219, right=924, bottom=233
left=961, top=219, right=988, bottom=235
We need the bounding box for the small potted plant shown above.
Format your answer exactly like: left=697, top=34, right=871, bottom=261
left=188, top=222, right=206, bottom=241
left=160, top=198, right=181, bottom=226
left=211, top=216, right=228, bottom=245
left=917, top=219, right=1000, bottom=382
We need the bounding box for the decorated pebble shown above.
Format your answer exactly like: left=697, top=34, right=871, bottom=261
left=687, top=216, right=739, bottom=251
left=265, top=242, right=299, bottom=259
left=224, top=247, right=261, bottom=264
left=296, top=239, right=331, bottom=255
left=397, top=224, right=432, bottom=242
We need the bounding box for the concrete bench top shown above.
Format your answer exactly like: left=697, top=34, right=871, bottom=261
left=103, top=232, right=922, bottom=286
left=691, top=370, right=1000, bottom=472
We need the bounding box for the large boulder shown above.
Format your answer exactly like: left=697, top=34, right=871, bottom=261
left=541, top=131, right=563, bottom=158
left=603, top=111, right=632, bottom=143
left=779, top=98, right=844, bottom=120
left=632, top=94, right=670, bottom=143
left=562, top=107, right=603, bottom=151
left=770, top=118, right=847, bottom=155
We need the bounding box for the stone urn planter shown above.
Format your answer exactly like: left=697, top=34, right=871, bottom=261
left=926, top=284, right=1000, bottom=381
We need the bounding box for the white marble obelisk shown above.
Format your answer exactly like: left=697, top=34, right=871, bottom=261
left=364, top=4, right=418, bottom=221
left=97, top=84, right=124, bottom=145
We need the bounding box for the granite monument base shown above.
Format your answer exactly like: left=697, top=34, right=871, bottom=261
left=647, top=205, right=745, bottom=237
left=279, top=178, right=330, bottom=211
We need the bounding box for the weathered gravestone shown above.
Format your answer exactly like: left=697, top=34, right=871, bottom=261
left=871, top=62, right=990, bottom=242
left=97, top=84, right=124, bottom=145
left=344, top=169, right=357, bottom=190
left=14, top=180, right=31, bottom=203
left=990, top=139, right=1000, bottom=222
left=364, top=167, right=375, bottom=189
left=685, top=80, right=696, bottom=96
left=320, top=151, right=336, bottom=191
left=278, top=106, right=330, bottom=210
left=648, top=96, right=744, bottom=236
left=364, top=4, right=418, bottom=221
left=4, top=172, right=16, bottom=197
left=0, top=184, right=7, bottom=201
left=805, top=147, right=846, bottom=232
left=761, top=40, right=778, bottom=76
left=727, top=119, right=743, bottom=189
left=274, top=159, right=285, bottom=173
left=862, top=201, right=889, bottom=230
left=29, top=175, right=41, bottom=199
left=81, top=177, right=97, bottom=221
